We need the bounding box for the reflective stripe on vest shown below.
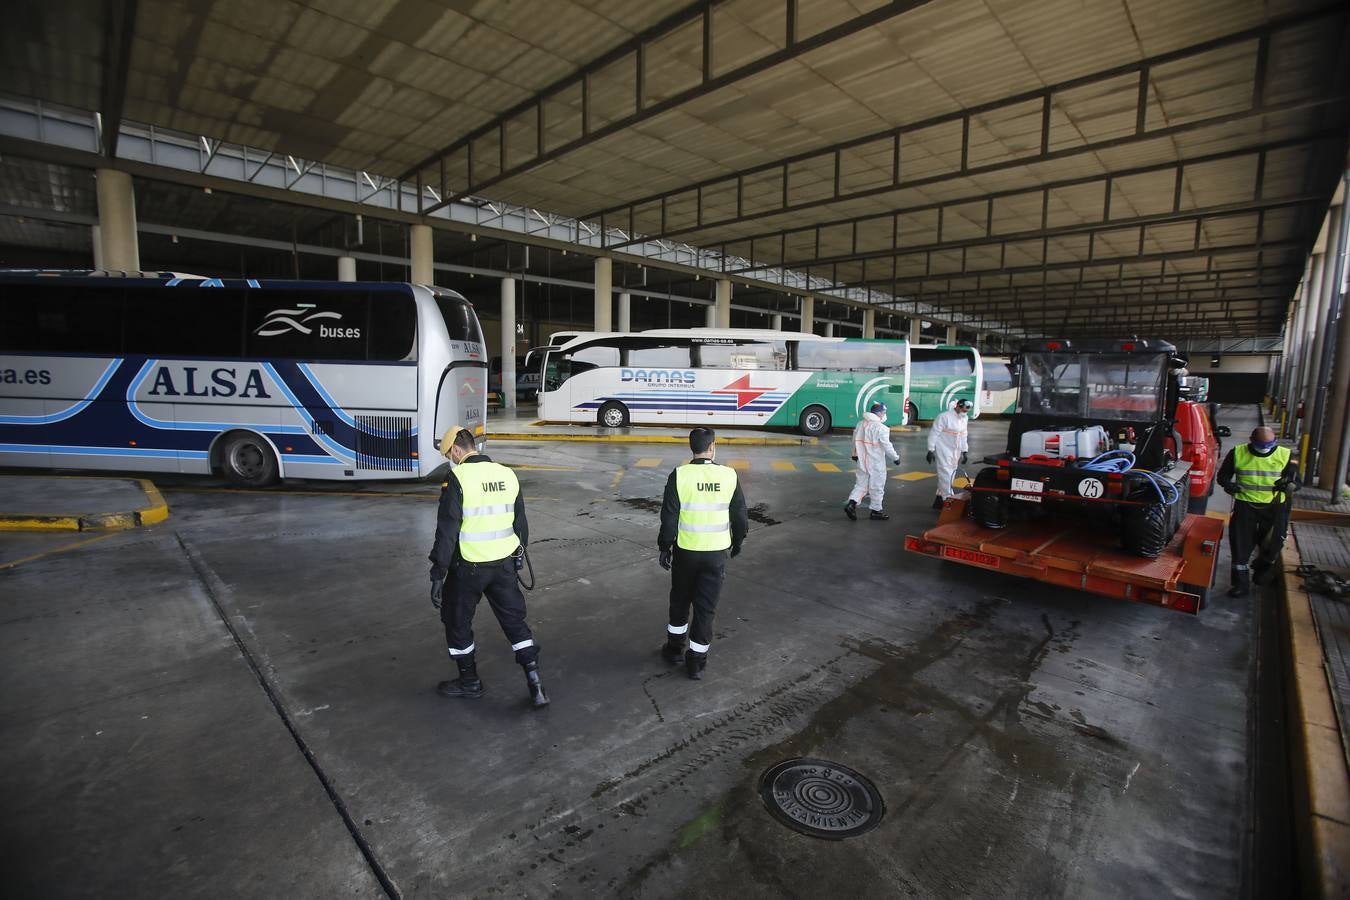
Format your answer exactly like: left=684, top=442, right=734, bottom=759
left=674, top=463, right=736, bottom=551
left=1233, top=444, right=1291, bottom=504
left=452, top=461, right=522, bottom=562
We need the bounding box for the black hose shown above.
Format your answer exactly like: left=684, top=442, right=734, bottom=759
left=517, top=547, right=535, bottom=591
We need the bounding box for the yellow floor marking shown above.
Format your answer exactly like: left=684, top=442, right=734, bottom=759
left=813, top=462, right=842, bottom=472
left=771, top=461, right=796, bottom=472
left=509, top=464, right=581, bottom=471
left=611, top=468, right=625, bottom=489
left=0, top=532, right=119, bottom=572
left=953, top=476, right=971, bottom=489
left=634, top=458, right=663, bottom=468
left=1206, top=510, right=1231, bottom=522
left=896, top=471, right=936, bottom=481
left=726, top=459, right=750, bottom=470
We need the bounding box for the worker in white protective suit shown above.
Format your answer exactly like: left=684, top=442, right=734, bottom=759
left=927, top=398, right=971, bottom=510
left=844, top=401, right=900, bottom=521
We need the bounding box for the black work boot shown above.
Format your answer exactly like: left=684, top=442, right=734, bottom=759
left=522, top=661, right=550, bottom=709
left=932, top=495, right=945, bottom=510
left=1227, top=565, right=1251, bottom=598
left=844, top=499, right=858, bottom=520
left=685, top=650, right=708, bottom=681
left=437, top=654, right=484, bottom=699
left=870, top=509, right=890, bottom=520
left=661, top=635, right=686, bottom=664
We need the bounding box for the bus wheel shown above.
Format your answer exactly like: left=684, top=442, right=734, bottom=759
left=597, top=401, right=630, bottom=428
left=905, top=400, right=919, bottom=425
left=221, top=432, right=278, bottom=487
left=798, top=405, right=831, bottom=437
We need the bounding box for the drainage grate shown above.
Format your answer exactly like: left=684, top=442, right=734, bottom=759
left=758, top=758, right=884, bottom=840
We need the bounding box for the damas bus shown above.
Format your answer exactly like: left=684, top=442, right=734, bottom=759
left=537, top=328, right=910, bottom=436
left=906, top=344, right=984, bottom=422
left=0, top=272, right=488, bottom=486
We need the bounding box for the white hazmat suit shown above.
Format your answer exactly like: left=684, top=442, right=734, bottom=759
left=847, top=410, right=900, bottom=512
left=927, top=406, right=970, bottom=500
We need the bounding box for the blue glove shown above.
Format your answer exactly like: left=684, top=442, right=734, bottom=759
left=659, top=548, right=673, bottom=570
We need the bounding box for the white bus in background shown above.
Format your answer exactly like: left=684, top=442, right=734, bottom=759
left=537, top=328, right=911, bottom=436
left=0, top=272, right=489, bottom=486
left=979, top=355, right=1019, bottom=414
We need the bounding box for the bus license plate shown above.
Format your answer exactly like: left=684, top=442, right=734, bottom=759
left=943, top=546, right=999, bottom=567
left=1011, top=477, right=1043, bottom=503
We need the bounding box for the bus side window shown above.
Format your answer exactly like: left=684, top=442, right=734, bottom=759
left=245, top=290, right=369, bottom=360
left=2, top=284, right=124, bottom=354
left=124, top=288, right=246, bottom=357
left=367, top=291, right=417, bottom=361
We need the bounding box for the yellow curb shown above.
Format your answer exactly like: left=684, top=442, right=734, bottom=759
left=489, top=431, right=811, bottom=446
left=1281, top=534, right=1350, bottom=898
left=0, top=477, right=170, bottom=531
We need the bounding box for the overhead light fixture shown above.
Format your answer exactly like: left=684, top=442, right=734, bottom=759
left=171, top=234, right=178, bottom=243
left=203, top=187, right=212, bottom=194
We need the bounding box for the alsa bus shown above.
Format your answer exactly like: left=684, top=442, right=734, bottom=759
left=0, top=273, right=488, bottom=486
left=907, top=344, right=984, bottom=422
left=537, top=328, right=910, bottom=436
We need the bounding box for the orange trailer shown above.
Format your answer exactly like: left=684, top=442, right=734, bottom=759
left=905, top=495, right=1225, bottom=614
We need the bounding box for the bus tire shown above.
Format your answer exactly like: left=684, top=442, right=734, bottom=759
left=906, top=400, right=919, bottom=426
left=798, top=405, right=831, bottom=437
left=220, top=431, right=279, bottom=488
left=597, top=400, right=630, bottom=429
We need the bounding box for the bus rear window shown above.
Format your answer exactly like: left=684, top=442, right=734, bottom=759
left=911, top=349, right=976, bottom=378
left=435, top=294, right=483, bottom=344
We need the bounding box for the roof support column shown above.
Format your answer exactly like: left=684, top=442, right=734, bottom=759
left=945, top=325, right=958, bottom=344
left=863, top=308, right=876, bottom=338
left=91, top=225, right=103, bottom=270
left=410, top=224, right=433, bottom=284
left=800, top=296, right=814, bottom=333
left=1316, top=174, right=1350, bottom=490
left=593, top=257, right=612, bottom=331
left=704, top=303, right=716, bottom=328
left=1291, top=252, right=1325, bottom=438
left=825, top=322, right=835, bottom=337
left=95, top=168, right=139, bottom=272
left=617, top=291, right=631, bottom=332
left=716, top=279, right=732, bottom=328
left=338, top=256, right=356, bottom=282
left=772, top=314, right=783, bottom=331
left=908, top=318, right=921, bottom=343
left=1303, top=201, right=1343, bottom=446
left=501, top=277, right=517, bottom=411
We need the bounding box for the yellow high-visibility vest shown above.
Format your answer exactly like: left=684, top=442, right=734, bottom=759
left=452, top=461, right=522, bottom=562
left=675, top=463, right=736, bottom=551
left=1233, top=444, right=1291, bottom=504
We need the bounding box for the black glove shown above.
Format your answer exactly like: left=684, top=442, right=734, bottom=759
left=1223, top=483, right=1237, bottom=496
left=659, top=548, right=673, bottom=570
left=730, top=543, right=742, bottom=559
left=960, top=452, right=968, bottom=465
left=851, top=455, right=858, bottom=461
left=430, top=578, right=444, bottom=610
left=926, top=451, right=935, bottom=464
left=891, top=456, right=900, bottom=465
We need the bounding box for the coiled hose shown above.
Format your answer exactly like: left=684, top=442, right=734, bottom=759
left=1079, top=449, right=1180, bottom=506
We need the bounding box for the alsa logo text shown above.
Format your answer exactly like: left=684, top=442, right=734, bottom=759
left=147, top=366, right=271, bottom=398
left=255, top=305, right=360, bottom=339
left=620, top=368, right=696, bottom=384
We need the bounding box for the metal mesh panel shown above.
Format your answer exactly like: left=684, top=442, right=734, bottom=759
left=355, top=415, right=415, bottom=472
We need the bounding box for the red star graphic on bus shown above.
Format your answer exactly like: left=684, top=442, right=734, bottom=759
left=713, top=374, right=772, bottom=409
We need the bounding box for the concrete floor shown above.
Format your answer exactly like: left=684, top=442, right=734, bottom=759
left=0, top=412, right=1260, bottom=899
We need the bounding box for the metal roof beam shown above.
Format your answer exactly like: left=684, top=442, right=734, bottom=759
left=98, top=0, right=137, bottom=158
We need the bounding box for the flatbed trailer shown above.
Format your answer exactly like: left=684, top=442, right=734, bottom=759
left=905, top=495, right=1225, bottom=614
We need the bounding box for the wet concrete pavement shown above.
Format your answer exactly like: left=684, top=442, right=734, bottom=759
left=0, top=411, right=1259, bottom=898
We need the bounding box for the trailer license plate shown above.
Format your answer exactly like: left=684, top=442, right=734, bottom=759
left=943, top=546, right=999, bottom=567
left=1011, top=477, right=1044, bottom=502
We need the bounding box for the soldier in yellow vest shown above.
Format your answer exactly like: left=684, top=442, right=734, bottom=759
left=657, top=427, right=749, bottom=680
left=428, top=427, right=548, bottom=708
left=1216, top=426, right=1300, bottom=598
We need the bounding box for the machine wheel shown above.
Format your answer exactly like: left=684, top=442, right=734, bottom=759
left=1121, top=500, right=1170, bottom=558
left=220, top=432, right=278, bottom=487
left=597, top=400, right=630, bottom=428
left=906, top=400, right=919, bottom=426
left=798, top=405, right=831, bottom=437
left=970, top=468, right=1007, bottom=529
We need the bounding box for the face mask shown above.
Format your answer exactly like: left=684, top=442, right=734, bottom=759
left=1251, top=440, right=1277, bottom=452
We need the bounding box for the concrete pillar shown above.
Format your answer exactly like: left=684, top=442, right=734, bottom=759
left=617, top=292, right=631, bottom=332
left=800, top=296, right=815, bottom=333
left=337, top=256, right=357, bottom=282
left=1319, top=297, right=1350, bottom=490
left=945, top=325, right=958, bottom=344
left=500, top=277, right=517, bottom=410
left=863, top=308, right=876, bottom=339
left=704, top=304, right=717, bottom=328
left=95, top=168, right=139, bottom=272
left=825, top=322, right=835, bottom=337
left=909, top=318, right=922, bottom=344
left=1293, top=253, right=1325, bottom=436
left=593, top=257, right=613, bottom=331
left=91, top=225, right=103, bottom=270
left=772, top=314, right=783, bottom=331
left=716, top=279, right=732, bottom=328
left=1307, top=201, right=1346, bottom=466
left=410, top=224, right=434, bottom=284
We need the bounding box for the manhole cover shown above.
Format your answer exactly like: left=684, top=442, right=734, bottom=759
left=758, top=758, right=884, bottom=840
